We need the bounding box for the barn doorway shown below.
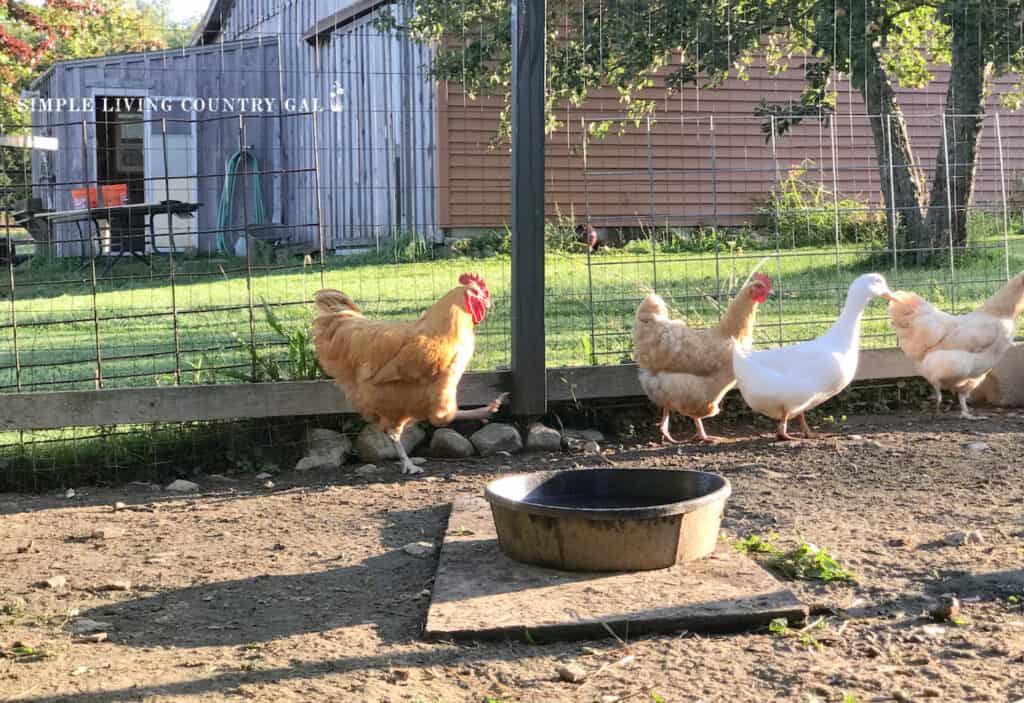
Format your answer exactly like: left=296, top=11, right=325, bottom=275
left=94, top=95, right=146, bottom=254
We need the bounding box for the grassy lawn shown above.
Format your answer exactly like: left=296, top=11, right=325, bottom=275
left=0, top=223, right=1022, bottom=394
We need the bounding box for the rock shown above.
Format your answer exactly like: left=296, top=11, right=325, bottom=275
left=581, top=440, right=601, bottom=454
left=91, top=528, right=126, bottom=540
left=165, top=479, right=199, bottom=493
left=922, top=688, right=942, bottom=698
left=430, top=429, right=476, bottom=458
left=75, top=632, right=108, bottom=643
left=930, top=594, right=961, bottom=622
left=564, top=428, right=604, bottom=443
left=356, top=424, right=425, bottom=463
left=965, top=441, right=990, bottom=452
left=296, top=428, right=353, bottom=471
left=556, top=663, right=587, bottom=683
left=945, top=530, right=983, bottom=547
left=103, top=580, right=132, bottom=592
left=411, top=457, right=427, bottom=466
left=886, top=534, right=915, bottom=549
left=892, top=690, right=912, bottom=703
left=64, top=488, right=76, bottom=499
left=403, top=541, right=435, bottom=558
left=254, top=472, right=273, bottom=480
left=113, top=501, right=127, bottom=512
left=262, top=480, right=275, bottom=489
left=469, top=423, right=523, bottom=456
left=526, top=423, right=562, bottom=452
left=354, top=463, right=384, bottom=477
left=66, top=618, right=112, bottom=635
left=42, top=575, right=67, bottom=589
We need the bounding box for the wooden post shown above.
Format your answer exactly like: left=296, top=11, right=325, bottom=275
left=510, top=0, right=546, bottom=415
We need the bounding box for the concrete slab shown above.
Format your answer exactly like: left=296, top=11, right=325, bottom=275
left=425, top=497, right=808, bottom=642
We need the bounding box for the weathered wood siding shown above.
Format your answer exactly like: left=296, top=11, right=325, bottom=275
left=439, top=59, right=1024, bottom=230
left=30, top=39, right=281, bottom=255
left=215, top=0, right=441, bottom=245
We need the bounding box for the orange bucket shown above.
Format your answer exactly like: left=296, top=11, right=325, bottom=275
left=101, top=184, right=129, bottom=207
left=71, top=187, right=98, bottom=209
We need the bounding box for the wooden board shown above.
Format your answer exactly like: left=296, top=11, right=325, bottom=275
left=0, top=347, right=932, bottom=430
left=424, top=497, right=807, bottom=642
left=0, top=373, right=510, bottom=431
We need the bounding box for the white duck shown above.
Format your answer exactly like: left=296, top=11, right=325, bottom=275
left=732, top=273, right=895, bottom=440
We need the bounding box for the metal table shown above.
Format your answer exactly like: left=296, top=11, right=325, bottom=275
left=34, top=200, right=201, bottom=272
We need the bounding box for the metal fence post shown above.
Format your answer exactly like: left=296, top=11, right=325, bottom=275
left=510, top=0, right=546, bottom=415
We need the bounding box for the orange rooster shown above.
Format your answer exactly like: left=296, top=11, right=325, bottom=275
left=633, top=273, right=771, bottom=443
left=888, top=272, right=1024, bottom=420
left=313, top=273, right=507, bottom=475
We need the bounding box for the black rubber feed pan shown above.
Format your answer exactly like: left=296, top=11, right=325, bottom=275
left=485, top=469, right=730, bottom=572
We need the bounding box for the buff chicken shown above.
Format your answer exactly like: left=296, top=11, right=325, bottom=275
left=313, top=273, right=507, bottom=475
left=633, top=273, right=772, bottom=443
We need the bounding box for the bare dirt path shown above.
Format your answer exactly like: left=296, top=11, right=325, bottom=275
left=1, top=411, right=1023, bottom=703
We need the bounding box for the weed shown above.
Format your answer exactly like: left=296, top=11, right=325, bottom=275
left=771, top=542, right=856, bottom=583
left=767, top=616, right=828, bottom=649
left=768, top=617, right=790, bottom=636
left=650, top=693, right=667, bottom=703
left=733, top=533, right=779, bottom=554
left=735, top=534, right=855, bottom=583
left=219, top=298, right=323, bottom=383
left=1, top=642, right=58, bottom=663
left=759, top=162, right=888, bottom=248
left=450, top=229, right=511, bottom=258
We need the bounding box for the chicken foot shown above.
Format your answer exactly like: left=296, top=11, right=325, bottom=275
left=658, top=409, right=683, bottom=444
left=387, top=430, right=423, bottom=475
left=797, top=414, right=817, bottom=439
left=452, top=392, right=509, bottom=422
left=957, top=392, right=987, bottom=420
left=775, top=415, right=799, bottom=442
left=690, top=417, right=717, bottom=444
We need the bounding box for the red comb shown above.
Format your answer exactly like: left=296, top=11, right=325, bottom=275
left=752, top=273, right=772, bottom=288
left=459, top=272, right=489, bottom=296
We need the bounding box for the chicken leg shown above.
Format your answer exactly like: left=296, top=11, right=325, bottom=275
left=931, top=385, right=943, bottom=419
left=691, top=417, right=716, bottom=444
left=388, top=430, right=422, bottom=475
left=775, top=415, right=799, bottom=442
left=659, top=408, right=683, bottom=444
left=453, top=392, right=509, bottom=422
left=957, top=392, right=987, bottom=421
left=797, top=414, right=816, bottom=439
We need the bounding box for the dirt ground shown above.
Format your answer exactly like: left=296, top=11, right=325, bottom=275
left=1, top=410, right=1023, bottom=703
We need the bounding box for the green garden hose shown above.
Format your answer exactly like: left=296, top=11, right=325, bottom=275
left=216, top=149, right=267, bottom=254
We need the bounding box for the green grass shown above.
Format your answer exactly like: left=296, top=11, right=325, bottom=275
left=2, top=224, right=1022, bottom=395
left=0, top=218, right=1020, bottom=490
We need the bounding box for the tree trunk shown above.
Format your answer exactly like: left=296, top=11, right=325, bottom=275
left=859, top=47, right=930, bottom=258
left=923, top=9, right=988, bottom=255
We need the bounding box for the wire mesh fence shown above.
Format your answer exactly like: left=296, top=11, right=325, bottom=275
left=2, top=0, right=1024, bottom=489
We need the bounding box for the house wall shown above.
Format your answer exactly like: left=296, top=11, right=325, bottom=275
left=438, top=59, right=1024, bottom=231
left=30, top=39, right=281, bottom=256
